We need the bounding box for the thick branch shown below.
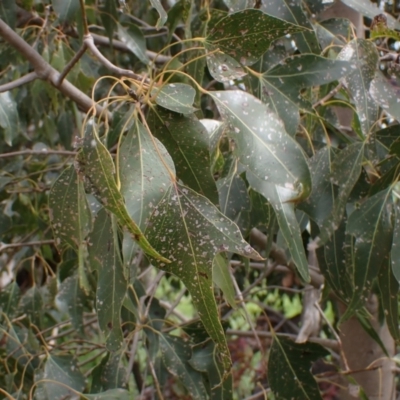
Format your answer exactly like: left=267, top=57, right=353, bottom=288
left=0, top=18, right=107, bottom=117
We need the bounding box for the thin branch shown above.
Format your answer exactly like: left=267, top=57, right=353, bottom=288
left=79, top=0, right=89, bottom=35
left=83, top=34, right=146, bottom=81
left=0, top=71, right=38, bottom=92
left=313, top=82, right=343, bottom=108
left=0, top=149, right=76, bottom=159
left=0, top=240, right=55, bottom=252
left=226, top=329, right=339, bottom=352
left=0, top=18, right=107, bottom=117
left=56, top=43, right=87, bottom=86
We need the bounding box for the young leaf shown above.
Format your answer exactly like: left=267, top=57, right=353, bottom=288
left=159, top=334, right=208, bottom=400
left=148, top=107, right=219, bottom=204
left=341, top=188, right=394, bottom=321
left=149, top=0, right=168, bottom=29
left=205, top=9, right=307, bottom=66
left=145, top=182, right=262, bottom=374
left=153, top=83, right=196, bottom=114
left=77, top=123, right=169, bottom=263
left=268, top=336, right=329, bottom=400
left=211, top=90, right=311, bottom=202
left=88, top=209, right=127, bottom=351
left=213, top=253, right=237, bottom=309
left=337, top=39, right=379, bottom=136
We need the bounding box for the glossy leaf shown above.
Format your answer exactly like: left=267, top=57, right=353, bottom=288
left=211, top=90, right=311, bottom=201
left=148, top=107, right=219, bottom=204
left=160, top=334, right=208, bottom=399
left=117, top=23, right=149, bottom=65
left=260, top=55, right=352, bottom=135
left=150, top=0, right=168, bottom=29
left=205, top=9, right=307, bottom=66
left=213, top=253, right=236, bottom=309
left=342, top=188, right=394, bottom=321
left=153, top=83, right=196, bottom=114
left=260, top=0, right=320, bottom=54
left=391, top=201, right=400, bottom=283
left=378, top=257, right=400, bottom=341
left=206, top=51, right=247, bottom=83
left=268, top=336, right=329, bottom=400
left=119, top=118, right=175, bottom=230
left=88, top=209, right=127, bottom=351
left=248, top=177, right=310, bottom=282
left=0, top=91, right=19, bottom=145
left=39, top=354, right=85, bottom=399
left=145, top=182, right=262, bottom=373
left=77, top=122, right=169, bottom=263
left=370, top=72, right=400, bottom=122
left=52, top=0, right=79, bottom=23
left=337, top=39, right=379, bottom=136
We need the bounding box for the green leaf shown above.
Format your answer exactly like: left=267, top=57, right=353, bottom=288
left=119, top=118, right=175, bottom=230
left=259, top=55, right=352, bottom=135
left=85, top=389, right=131, bottom=400
left=88, top=209, right=127, bottom=351
left=39, top=354, right=85, bottom=399
left=20, top=286, right=43, bottom=328
left=0, top=92, right=19, bottom=146
left=268, top=336, right=328, bottom=400
left=316, top=143, right=364, bottom=245
left=0, top=282, right=20, bottom=319
left=49, top=165, right=92, bottom=291
left=77, top=122, right=169, bottom=263
left=153, top=83, right=196, bottom=114
left=378, top=257, right=400, bottom=341
left=99, top=351, right=127, bottom=390
left=148, top=107, right=219, bottom=204
left=211, top=90, right=311, bottom=201
left=206, top=51, right=247, bottom=83
left=392, top=201, right=400, bottom=285
left=248, top=177, right=310, bottom=282
left=117, top=23, right=149, bottom=65
left=0, top=0, right=16, bottom=29
left=337, top=39, right=379, bottom=136
left=205, top=9, right=307, bottom=66
left=149, top=0, right=168, bottom=29
left=160, top=334, right=208, bottom=400
left=100, top=0, right=118, bottom=44
left=341, top=188, right=394, bottom=321
left=213, top=253, right=236, bottom=309
left=52, top=0, right=79, bottom=23
left=260, top=0, right=320, bottom=54
left=217, top=158, right=250, bottom=222
left=370, top=72, right=400, bottom=122
left=58, top=275, right=88, bottom=335
left=145, top=182, right=262, bottom=374
left=190, top=340, right=233, bottom=400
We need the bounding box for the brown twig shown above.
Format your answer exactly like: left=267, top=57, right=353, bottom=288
left=313, top=82, right=343, bottom=108
left=0, top=71, right=38, bottom=92
left=56, top=43, right=88, bottom=86
left=0, top=149, right=76, bottom=158
left=0, top=240, right=55, bottom=252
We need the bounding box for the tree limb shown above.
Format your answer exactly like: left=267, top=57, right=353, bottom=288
left=0, top=18, right=107, bottom=117
left=0, top=71, right=38, bottom=92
